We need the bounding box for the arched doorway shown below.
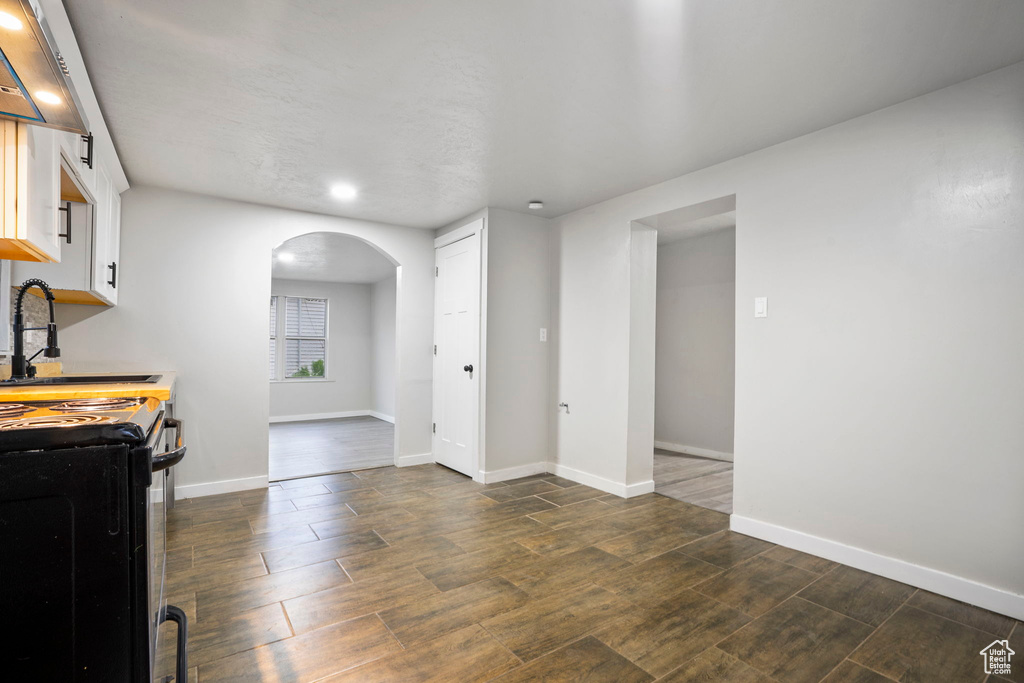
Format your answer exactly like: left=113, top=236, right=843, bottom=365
left=266, top=232, right=399, bottom=481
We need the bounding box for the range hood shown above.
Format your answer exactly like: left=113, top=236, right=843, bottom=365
left=0, top=0, right=87, bottom=134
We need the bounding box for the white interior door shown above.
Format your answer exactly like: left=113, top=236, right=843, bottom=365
left=432, top=232, right=481, bottom=477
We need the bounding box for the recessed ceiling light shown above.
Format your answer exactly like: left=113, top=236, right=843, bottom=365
left=276, top=252, right=295, bottom=262
left=528, top=201, right=544, bottom=210
left=0, top=12, right=23, bottom=30
left=330, top=183, right=358, bottom=201
left=34, top=90, right=61, bottom=105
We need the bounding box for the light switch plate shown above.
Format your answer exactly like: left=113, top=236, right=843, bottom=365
left=539, top=328, right=548, bottom=342
left=754, top=297, right=768, bottom=318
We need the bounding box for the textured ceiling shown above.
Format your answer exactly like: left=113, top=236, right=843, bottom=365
left=272, top=232, right=395, bottom=283
left=66, top=0, right=1024, bottom=229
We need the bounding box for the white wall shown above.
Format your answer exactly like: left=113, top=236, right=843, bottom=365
left=552, top=213, right=631, bottom=489
left=655, top=228, right=736, bottom=457
left=371, top=275, right=396, bottom=420
left=551, top=62, right=1024, bottom=616
left=483, top=209, right=552, bottom=474
left=436, top=208, right=553, bottom=478
left=269, top=278, right=372, bottom=420
left=55, top=186, right=435, bottom=495
left=625, top=223, right=656, bottom=491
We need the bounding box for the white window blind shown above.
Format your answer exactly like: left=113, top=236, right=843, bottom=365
left=285, top=297, right=327, bottom=337
left=269, top=296, right=328, bottom=380
left=269, top=297, right=277, bottom=380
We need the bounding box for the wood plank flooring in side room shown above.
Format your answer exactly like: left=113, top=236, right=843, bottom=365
left=269, top=416, right=394, bottom=480
left=654, top=449, right=734, bottom=513
left=162, top=464, right=1020, bottom=682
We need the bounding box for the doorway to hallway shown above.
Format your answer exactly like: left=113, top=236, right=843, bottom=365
left=638, top=197, right=737, bottom=512
left=267, top=232, right=399, bottom=482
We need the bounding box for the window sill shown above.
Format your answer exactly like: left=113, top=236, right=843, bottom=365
left=270, top=378, right=333, bottom=384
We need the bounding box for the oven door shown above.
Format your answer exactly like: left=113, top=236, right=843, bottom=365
left=146, top=413, right=188, bottom=683
left=145, top=412, right=167, bottom=682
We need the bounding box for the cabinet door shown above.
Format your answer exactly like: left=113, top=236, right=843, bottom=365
left=0, top=122, right=61, bottom=263
left=58, top=131, right=96, bottom=199
left=16, top=123, right=62, bottom=262
left=91, top=162, right=119, bottom=304
left=1, top=121, right=14, bottom=239
left=105, top=184, right=120, bottom=305
left=11, top=199, right=92, bottom=293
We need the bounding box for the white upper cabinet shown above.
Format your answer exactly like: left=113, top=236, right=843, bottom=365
left=11, top=155, right=121, bottom=306
left=0, top=121, right=62, bottom=263
left=58, top=131, right=96, bottom=198
left=3, top=0, right=126, bottom=304
left=11, top=196, right=89, bottom=299
left=91, top=162, right=119, bottom=305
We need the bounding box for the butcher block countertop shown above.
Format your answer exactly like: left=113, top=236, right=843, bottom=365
left=0, top=372, right=177, bottom=403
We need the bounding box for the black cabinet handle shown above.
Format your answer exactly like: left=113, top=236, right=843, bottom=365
left=107, top=262, right=117, bottom=288
left=57, top=201, right=71, bottom=243
left=153, top=418, right=186, bottom=472
left=160, top=604, right=188, bottom=682
left=80, top=133, right=93, bottom=169
left=463, top=364, right=473, bottom=373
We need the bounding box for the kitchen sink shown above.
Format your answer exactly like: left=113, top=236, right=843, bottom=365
left=1, top=374, right=161, bottom=386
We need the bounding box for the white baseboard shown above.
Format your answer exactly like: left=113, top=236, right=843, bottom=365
left=153, top=474, right=269, bottom=503
left=548, top=462, right=653, bottom=499
left=731, top=515, right=1024, bottom=622
left=481, top=462, right=550, bottom=484
left=367, top=411, right=395, bottom=424
left=625, top=479, right=657, bottom=497
left=655, top=440, right=733, bottom=462
left=397, top=452, right=433, bottom=467
left=269, top=410, right=373, bottom=424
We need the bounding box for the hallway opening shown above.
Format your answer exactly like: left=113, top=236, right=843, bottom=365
left=268, top=232, right=398, bottom=481
left=638, top=197, right=736, bottom=511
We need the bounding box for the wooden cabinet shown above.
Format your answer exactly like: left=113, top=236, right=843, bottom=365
left=1, top=122, right=62, bottom=263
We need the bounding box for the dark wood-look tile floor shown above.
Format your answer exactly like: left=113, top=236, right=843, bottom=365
left=161, top=464, right=1020, bottom=682
left=269, top=416, right=394, bottom=480
left=654, top=449, right=734, bottom=513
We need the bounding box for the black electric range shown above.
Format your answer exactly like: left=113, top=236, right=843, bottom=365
left=0, top=396, right=161, bottom=448
left=0, top=396, right=188, bottom=682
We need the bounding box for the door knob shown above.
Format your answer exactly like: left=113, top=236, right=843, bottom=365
left=464, top=364, right=473, bottom=373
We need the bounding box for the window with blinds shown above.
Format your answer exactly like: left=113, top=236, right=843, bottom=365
left=269, top=297, right=277, bottom=379
left=269, top=296, right=328, bottom=380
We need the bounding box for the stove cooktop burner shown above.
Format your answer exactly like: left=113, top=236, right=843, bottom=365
left=0, top=404, right=34, bottom=419
left=0, top=414, right=117, bottom=430
left=54, top=398, right=143, bottom=412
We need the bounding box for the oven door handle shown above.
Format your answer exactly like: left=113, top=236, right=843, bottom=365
left=160, top=604, right=188, bottom=682
left=152, top=418, right=186, bottom=472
